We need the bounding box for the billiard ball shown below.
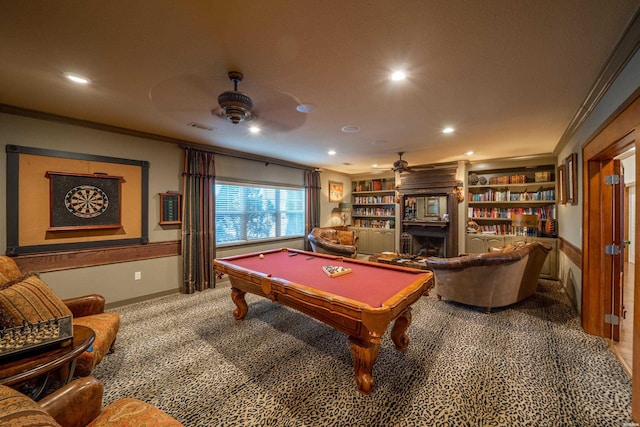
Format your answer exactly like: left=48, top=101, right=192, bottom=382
left=259, top=254, right=264, bottom=259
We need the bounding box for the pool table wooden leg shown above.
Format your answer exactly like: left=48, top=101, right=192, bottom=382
left=231, top=287, right=248, bottom=321
left=391, top=307, right=412, bottom=351
left=348, top=337, right=380, bottom=396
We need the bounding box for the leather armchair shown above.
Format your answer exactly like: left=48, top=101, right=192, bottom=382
left=0, top=376, right=183, bottom=426
left=0, top=255, right=119, bottom=376
left=425, top=242, right=550, bottom=313
left=307, top=227, right=359, bottom=258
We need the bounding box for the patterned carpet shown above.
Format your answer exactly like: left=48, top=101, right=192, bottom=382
left=93, top=279, right=632, bottom=426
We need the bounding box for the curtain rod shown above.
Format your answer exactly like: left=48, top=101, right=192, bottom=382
left=179, top=143, right=315, bottom=172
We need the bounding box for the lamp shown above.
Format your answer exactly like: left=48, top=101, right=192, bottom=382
left=217, top=71, right=253, bottom=124
left=339, top=202, right=352, bottom=226
left=511, top=214, right=538, bottom=236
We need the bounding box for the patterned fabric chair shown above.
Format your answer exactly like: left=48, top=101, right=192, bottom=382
left=0, top=376, right=183, bottom=426
left=0, top=255, right=119, bottom=377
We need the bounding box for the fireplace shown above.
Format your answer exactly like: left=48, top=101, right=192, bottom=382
left=397, top=167, right=462, bottom=258
left=401, top=228, right=448, bottom=257
left=399, top=193, right=458, bottom=258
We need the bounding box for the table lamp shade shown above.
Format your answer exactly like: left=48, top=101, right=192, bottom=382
left=339, top=203, right=352, bottom=211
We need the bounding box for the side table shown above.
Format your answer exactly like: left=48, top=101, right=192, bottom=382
left=0, top=324, right=95, bottom=399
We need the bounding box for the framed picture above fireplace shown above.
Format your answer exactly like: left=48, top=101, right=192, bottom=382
left=424, top=196, right=448, bottom=220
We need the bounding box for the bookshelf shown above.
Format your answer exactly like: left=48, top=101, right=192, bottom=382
left=350, top=178, right=397, bottom=253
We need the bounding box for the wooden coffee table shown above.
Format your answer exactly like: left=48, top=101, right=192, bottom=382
left=0, top=324, right=95, bottom=399
left=369, top=252, right=431, bottom=270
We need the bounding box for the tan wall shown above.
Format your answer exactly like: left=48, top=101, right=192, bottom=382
left=1, top=113, right=184, bottom=304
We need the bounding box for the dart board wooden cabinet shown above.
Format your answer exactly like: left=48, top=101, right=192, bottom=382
left=46, top=171, right=123, bottom=231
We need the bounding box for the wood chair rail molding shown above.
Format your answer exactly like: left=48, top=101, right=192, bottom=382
left=11, top=241, right=180, bottom=274
left=558, top=237, right=582, bottom=269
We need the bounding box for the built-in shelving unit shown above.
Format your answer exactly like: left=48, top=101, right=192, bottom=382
left=467, top=163, right=557, bottom=236
left=350, top=177, right=397, bottom=254
left=351, top=178, right=396, bottom=230
left=465, top=157, right=559, bottom=278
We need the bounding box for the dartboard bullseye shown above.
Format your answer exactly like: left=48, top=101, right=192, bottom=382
left=64, top=185, right=109, bottom=218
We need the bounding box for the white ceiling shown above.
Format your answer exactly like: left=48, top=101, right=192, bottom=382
left=1, top=1, right=639, bottom=174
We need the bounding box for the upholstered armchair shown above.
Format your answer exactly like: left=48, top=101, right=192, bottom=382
left=0, top=255, right=119, bottom=377
left=0, top=376, right=183, bottom=426
left=307, top=227, right=359, bottom=258
left=425, top=242, right=550, bottom=313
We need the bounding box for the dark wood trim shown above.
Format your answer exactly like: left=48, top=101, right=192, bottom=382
left=558, top=237, right=582, bottom=269
left=0, top=103, right=315, bottom=172
left=5, top=144, right=150, bottom=255
left=105, top=288, right=179, bottom=310
left=12, top=241, right=181, bottom=274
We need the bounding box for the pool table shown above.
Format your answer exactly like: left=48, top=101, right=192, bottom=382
left=213, top=248, right=434, bottom=395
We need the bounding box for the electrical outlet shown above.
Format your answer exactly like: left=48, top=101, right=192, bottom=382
left=134, top=271, right=141, bottom=280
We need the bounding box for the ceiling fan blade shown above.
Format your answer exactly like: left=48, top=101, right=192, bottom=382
left=150, top=72, right=307, bottom=132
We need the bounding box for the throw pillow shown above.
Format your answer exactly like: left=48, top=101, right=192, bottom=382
left=337, top=231, right=353, bottom=246
left=0, top=274, right=72, bottom=329
left=0, top=385, right=62, bottom=427
left=0, top=256, right=22, bottom=287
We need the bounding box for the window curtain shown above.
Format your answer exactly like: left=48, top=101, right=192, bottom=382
left=181, top=147, right=216, bottom=293
left=304, top=170, right=321, bottom=250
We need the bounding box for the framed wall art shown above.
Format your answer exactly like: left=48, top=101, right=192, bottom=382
left=5, top=145, right=149, bottom=255
left=159, top=192, right=182, bottom=225
left=328, top=181, right=344, bottom=203
left=46, top=171, right=123, bottom=231
left=557, top=164, right=566, bottom=205
left=565, top=153, right=578, bottom=205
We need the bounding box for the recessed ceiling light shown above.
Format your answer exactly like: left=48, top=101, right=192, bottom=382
left=372, top=164, right=378, bottom=168
left=249, top=126, right=261, bottom=134
left=63, top=72, right=91, bottom=84
left=443, top=127, right=455, bottom=134
left=466, top=151, right=474, bottom=156
left=328, top=150, right=336, bottom=155
left=390, top=70, right=406, bottom=81
left=341, top=125, right=360, bottom=133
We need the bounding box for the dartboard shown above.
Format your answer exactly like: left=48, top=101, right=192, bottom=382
left=64, top=185, right=109, bottom=218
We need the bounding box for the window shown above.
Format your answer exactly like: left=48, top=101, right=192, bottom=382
left=215, top=182, right=305, bottom=244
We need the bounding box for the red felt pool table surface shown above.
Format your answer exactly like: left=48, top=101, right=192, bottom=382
left=221, top=248, right=427, bottom=308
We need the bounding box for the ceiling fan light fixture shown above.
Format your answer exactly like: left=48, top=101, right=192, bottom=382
left=217, top=71, right=253, bottom=124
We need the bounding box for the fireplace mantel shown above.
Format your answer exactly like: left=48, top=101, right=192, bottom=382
left=403, top=220, right=449, bottom=228
left=398, top=167, right=462, bottom=257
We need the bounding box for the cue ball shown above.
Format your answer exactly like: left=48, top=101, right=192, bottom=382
left=259, top=254, right=264, bottom=259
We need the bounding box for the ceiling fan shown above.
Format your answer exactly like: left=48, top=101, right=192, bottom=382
left=392, top=152, right=412, bottom=173
left=215, top=71, right=253, bottom=124
left=392, top=152, right=435, bottom=173
left=149, top=70, right=309, bottom=133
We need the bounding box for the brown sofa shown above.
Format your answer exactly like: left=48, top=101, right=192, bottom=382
left=307, top=227, right=359, bottom=258
left=0, top=255, right=119, bottom=377
left=0, top=376, right=183, bottom=426
left=425, top=242, right=550, bottom=313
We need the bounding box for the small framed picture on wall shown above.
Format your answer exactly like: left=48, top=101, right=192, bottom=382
left=328, top=181, right=344, bottom=203
left=557, top=164, right=566, bottom=205
left=565, top=153, right=578, bottom=205
left=159, top=192, right=182, bottom=225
